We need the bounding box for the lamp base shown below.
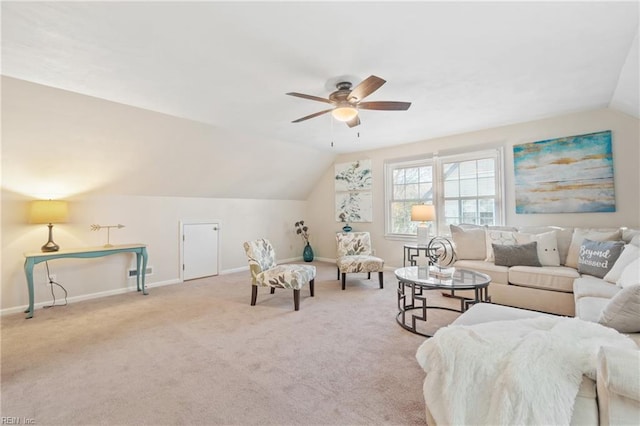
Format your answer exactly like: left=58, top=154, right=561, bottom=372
left=416, top=223, right=430, bottom=246
left=41, top=241, right=60, bottom=252
left=41, top=223, right=60, bottom=252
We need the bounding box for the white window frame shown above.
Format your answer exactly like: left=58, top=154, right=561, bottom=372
left=384, top=147, right=504, bottom=240
left=384, top=156, right=434, bottom=240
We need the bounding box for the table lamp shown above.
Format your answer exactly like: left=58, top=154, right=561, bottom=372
left=411, top=204, right=435, bottom=246
left=30, top=200, right=69, bottom=252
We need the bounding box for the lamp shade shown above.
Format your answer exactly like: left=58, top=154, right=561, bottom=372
left=411, top=204, right=435, bottom=222
left=29, top=200, right=69, bottom=224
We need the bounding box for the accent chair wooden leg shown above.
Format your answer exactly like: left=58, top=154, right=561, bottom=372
left=341, top=273, right=346, bottom=290
left=251, top=285, right=258, bottom=306
left=270, top=287, right=275, bottom=294
left=337, top=267, right=340, bottom=280
left=293, top=289, right=300, bottom=311
left=309, top=279, right=315, bottom=297
left=378, top=271, right=384, bottom=289
left=368, top=272, right=371, bottom=279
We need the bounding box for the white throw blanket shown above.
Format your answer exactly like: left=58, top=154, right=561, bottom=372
left=415, top=316, right=636, bottom=425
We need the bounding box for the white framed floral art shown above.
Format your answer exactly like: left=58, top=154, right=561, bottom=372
left=335, top=160, right=372, bottom=223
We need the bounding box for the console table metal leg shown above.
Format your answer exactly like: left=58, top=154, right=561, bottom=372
left=136, top=252, right=142, bottom=292
left=24, top=258, right=35, bottom=319
left=140, top=248, right=148, bottom=295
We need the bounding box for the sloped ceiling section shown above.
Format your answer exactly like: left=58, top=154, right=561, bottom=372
left=610, top=33, right=640, bottom=118
left=2, top=77, right=334, bottom=200
left=1, top=1, right=639, bottom=155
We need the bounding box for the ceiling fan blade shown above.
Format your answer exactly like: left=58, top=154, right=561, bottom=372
left=291, top=108, right=333, bottom=123
left=347, top=75, right=386, bottom=102
left=358, top=101, right=411, bottom=111
left=346, top=116, right=361, bottom=128
left=286, top=92, right=333, bottom=104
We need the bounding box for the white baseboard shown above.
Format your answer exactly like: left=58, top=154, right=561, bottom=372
left=220, top=265, right=249, bottom=275
left=1, top=278, right=182, bottom=316
left=279, top=256, right=303, bottom=263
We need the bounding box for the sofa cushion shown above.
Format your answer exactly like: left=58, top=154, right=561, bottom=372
left=577, top=239, right=625, bottom=279
left=598, top=285, right=640, bottom=333
left=508, top=265, right=579, bottom=293
left=566, top=228, right=622, bottom=269
left=572, top=377, right=598, bottom=426
left=453, top=260, right=509, bottom=285
left=604, top=244, right=640, bottom=284
left=516, top=231, right=561, bottom=266
left=451, top=225, right=486, bottom=260
left=451, top=302, right=552, bottom=326
left=573, top=276, right=621, bottom=300
left=493, top=242, right=541, bottom=267
left=576, top=296, right=611, bottom=323
left=617, top=258, right=640, bottom=289
left=485, top=229, right=517, bottom=261
left=487, top=225, right=519, bottom=232
left=622, top=228, right=640, bottom=244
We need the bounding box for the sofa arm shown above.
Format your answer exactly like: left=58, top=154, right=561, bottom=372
left=597, top=345, right=640, bottom=425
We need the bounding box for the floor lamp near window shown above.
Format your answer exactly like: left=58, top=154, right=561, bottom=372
left=30, top=200, right=69, bottom=252
left=411, top=204, right=435, bottom=246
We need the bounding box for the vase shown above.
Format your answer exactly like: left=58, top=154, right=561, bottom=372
left=303, top=242, right=314, bottom=262
left=342, top=224, right=352, bottom=232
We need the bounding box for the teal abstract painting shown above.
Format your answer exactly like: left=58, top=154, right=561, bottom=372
left=513, top=130, right=615, bottom=214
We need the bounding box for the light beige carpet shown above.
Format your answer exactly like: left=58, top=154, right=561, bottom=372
left=1, top=261, right=461, bottom=425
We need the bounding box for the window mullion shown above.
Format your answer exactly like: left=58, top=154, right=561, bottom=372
left=433, top=155, right=445, bottom=236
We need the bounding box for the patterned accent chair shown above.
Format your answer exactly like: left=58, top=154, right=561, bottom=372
left=335, top=231, right=384, bottom=290
left=243, top=239, right=316, bottom=311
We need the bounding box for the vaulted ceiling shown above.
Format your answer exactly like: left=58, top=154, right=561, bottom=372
left=2, top=1, right=638, bottom=199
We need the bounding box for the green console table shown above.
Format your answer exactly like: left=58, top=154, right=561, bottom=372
left=23, top=243, right=148, bottom=319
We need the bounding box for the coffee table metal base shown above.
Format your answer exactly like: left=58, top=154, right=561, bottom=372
left=396, top=279, right=489, bottom=337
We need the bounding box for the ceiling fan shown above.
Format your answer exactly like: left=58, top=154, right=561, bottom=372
left=286, top=75, right=411, bottom=128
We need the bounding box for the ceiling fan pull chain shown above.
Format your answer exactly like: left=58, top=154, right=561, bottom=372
left=330, top=113, right=335, bottom=148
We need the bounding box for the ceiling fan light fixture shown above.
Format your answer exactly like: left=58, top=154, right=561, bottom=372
left=332, top=106, right=358, bottom=122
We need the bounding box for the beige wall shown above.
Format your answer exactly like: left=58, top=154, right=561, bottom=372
left=306, top=109, right=640, bottom=268
left=2, top=77, right=638, bottom=315
left=1, top=191, right=307, bottom=312
left=1, top=77, right=328, bottom=313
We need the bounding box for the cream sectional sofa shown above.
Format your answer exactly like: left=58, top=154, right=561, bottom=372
left=424, top=225, right=640, bottom=424
left=440, top=303, right=640, bottom=426
left=449, top=225, right=639, bottom=317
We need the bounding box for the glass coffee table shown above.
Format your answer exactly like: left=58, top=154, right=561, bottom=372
left=395, top=266, right=491, bottom=337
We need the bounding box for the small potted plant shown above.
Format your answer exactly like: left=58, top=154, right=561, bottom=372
left=295, top=220, right=313, bottom=262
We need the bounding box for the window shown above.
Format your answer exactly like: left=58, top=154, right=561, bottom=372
left=388, top=159, right=434, bottom=234
left=385, top=149, right=503, bottom=238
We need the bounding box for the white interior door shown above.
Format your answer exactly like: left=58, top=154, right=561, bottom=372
left=182, top=222, right=219, bottom=280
